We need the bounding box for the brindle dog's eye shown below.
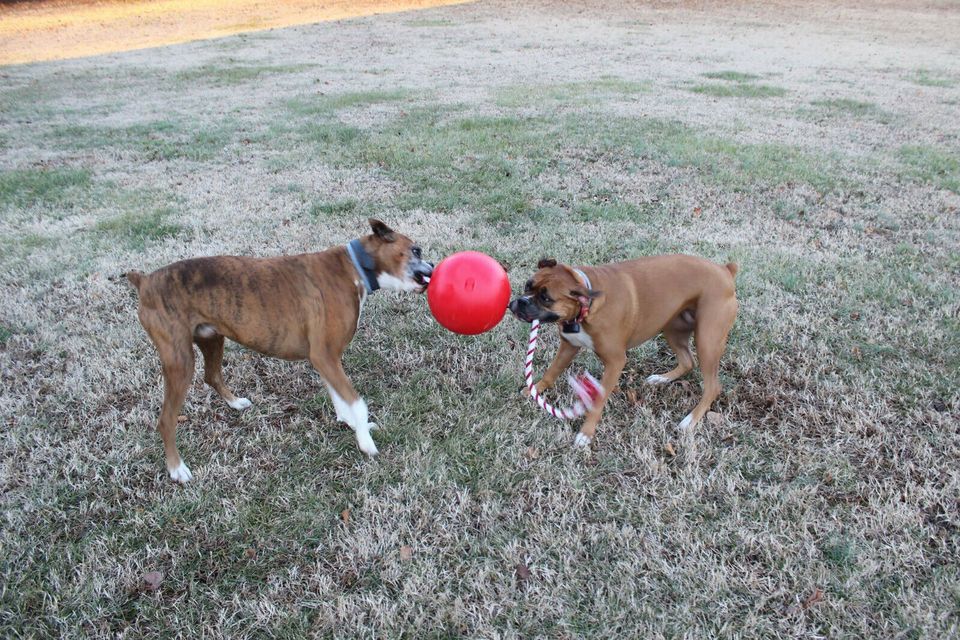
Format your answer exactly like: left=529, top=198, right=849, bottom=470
left=538, top=290, right=552, bottom=304
left=411, top=246, right=422, bottom=259
left=525, top=279, right=534, bottom=292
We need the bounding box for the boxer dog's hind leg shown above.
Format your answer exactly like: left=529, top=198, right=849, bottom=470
left=646, top=324, right=694, bottom=385
left=679, top=297, right=737, bottom=430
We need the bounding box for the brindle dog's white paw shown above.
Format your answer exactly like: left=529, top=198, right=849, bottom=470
left=228, top=397, right=252, bottom=410
left=645, top=374, right=671, bottom=385
left=169, top=461, right=193, bottom=483
left=355, top=429, right=379, bottom=457
left=573, top=432, right=592, bottom=448
left=367, top=422, right=380, bottom=431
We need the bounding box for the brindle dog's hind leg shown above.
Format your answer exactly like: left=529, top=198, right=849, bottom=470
left=194, top=331, right=251, bottom=410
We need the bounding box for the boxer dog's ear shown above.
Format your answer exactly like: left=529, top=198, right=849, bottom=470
left=369, top=218, right=397, bottom=242
left=568, top=288, right=603, bottom=300
left=537, top=257, right=557, bottom=269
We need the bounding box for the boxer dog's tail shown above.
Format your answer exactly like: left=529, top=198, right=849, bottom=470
left=724, top=262, right=739, bottom=278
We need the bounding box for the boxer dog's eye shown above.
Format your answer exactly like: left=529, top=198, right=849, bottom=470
left=411, top=246, right=422, bottom=259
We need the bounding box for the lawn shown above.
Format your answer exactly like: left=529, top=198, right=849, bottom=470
left=1, top=0, right=958, bottom=637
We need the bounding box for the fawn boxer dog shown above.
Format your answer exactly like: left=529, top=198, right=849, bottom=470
left=509, top=255, right=738, bottom=447
left=127, top=219, right=433, bottom=482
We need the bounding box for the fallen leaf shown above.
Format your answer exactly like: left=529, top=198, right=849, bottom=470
left=525, top=446, right=540, bottom=460
left=626, top=389, right=638, bottom=404
left=177, top=415, right=187, bottom=423
left=664, top=442, right=676, bottom=457
left=399, top=545, right=413, bottom=561
left=244, top=547, right=257, bottom=559
left=693, top=206, right=702, bottom=217
left=341, top=509, right=350, bottom=524
left=802, top=588, right=825, bottom=609
left=706, top=411, right=722, bottom=426
left=142, top=571, right=163, bottom=592
left=515, top=563, right=531, bottom=581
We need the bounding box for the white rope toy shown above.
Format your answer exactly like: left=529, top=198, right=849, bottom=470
left=524, top=319, right=603, bottom=419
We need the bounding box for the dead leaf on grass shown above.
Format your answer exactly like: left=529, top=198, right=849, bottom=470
left=515, top=562, right=531, bottom=581
left=142, top=571, right=163, bottom=592
left=525, top=446, right=540, bottom=460
left=664, top=442, right=676, bottom=457
left=400, top=545, right=413, bottom=561
left=177, top=415, right=187, bottom=423
left=706, top=411, right=721, bottom=426
left=341, top=509, right=350, bottom=524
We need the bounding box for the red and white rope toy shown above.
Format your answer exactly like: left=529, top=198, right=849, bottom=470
left=524, top=318, right=603, bottom=419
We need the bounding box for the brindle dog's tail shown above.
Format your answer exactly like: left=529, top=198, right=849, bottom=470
left=125, top=270, right=145, bottom=291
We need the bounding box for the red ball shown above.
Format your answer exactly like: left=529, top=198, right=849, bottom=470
left=427, top=251, right=511, bottom=335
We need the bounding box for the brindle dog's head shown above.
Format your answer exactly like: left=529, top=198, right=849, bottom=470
left=362, top=219, right=433, bottom=293
left=508, top=258, right=601, bottom=323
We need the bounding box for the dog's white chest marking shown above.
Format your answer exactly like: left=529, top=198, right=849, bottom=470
left=562, top=330, right=595, bottom=351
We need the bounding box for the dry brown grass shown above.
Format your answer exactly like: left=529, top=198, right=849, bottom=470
left=1, top=0, right=959, bottom=637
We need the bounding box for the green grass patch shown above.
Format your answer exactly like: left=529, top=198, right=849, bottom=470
left=897, top=145, right=960, bottom=193
left=94, top=206, right=184, bottom=251
left=309, top=198, right=358, bottom=218
left=688, top=83, right=787, bottom=98
left=272, top=105, right=846, bottom=219
left=810, top=98, right=880, bottom=117
left=175, top=62, right=315, bottom=87
left=496, top=77, right=649, bottom=108
left=47, top=120, right=233, bottom=162
left=0, top=325, right=13, bottom=345
left=701, top=70, right=761, bottom=82
left=913, top=69, right=955, bottom=88
left=0, top=168, right=91, bottom=209
left=286, top=89, right=412, bottom=116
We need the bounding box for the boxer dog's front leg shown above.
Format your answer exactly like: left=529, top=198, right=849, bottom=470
left=525, top=338, right=580, bottom=397
left=573, top=348, right=626, bottom=448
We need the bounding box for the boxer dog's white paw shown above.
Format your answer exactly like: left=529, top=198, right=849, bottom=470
left=355, top=428, right=379, bottom=456
left=573, top=432, right=592, bottom=448
left=169, top=461, right=193, bottom=483
left=228, top=397, right=252, bottom=410
left=367, top=422, right=380, bottom=431
left=678, top=413, right=694, bottom=430
left=645, top=374, right=671, bottom=385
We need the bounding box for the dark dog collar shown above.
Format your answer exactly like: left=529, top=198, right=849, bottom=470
left=346, top=239, right=380, bottom=293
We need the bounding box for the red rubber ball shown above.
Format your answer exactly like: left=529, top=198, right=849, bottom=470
left=427, top=251, right=511, bottom=335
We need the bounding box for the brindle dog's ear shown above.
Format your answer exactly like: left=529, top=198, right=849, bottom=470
left=537, top=257, right=557, bottom=269
left=369, top=218, right=396, bottom=242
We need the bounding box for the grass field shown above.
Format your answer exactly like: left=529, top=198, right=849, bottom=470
left=1, top=0, right=959, bottom=636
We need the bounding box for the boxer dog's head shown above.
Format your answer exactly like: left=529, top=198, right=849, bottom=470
left=508, top=258, right=601, bottom=323
left=363, top=219, right=433, bottom=293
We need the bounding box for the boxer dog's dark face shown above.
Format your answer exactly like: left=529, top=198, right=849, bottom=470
left=508, top=258, right=600, bottom=323
left=365, top=219, right=434, bottom=293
